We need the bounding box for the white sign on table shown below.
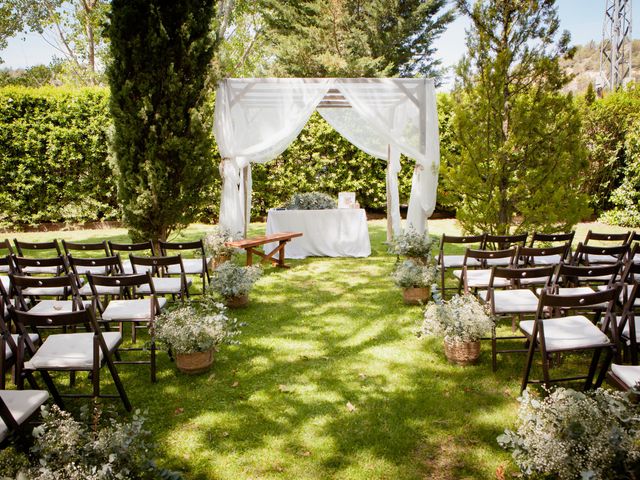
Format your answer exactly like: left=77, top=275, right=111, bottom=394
left=264, top=208, right=371, bottom=259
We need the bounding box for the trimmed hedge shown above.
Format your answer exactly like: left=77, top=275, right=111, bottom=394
left=0, top=87, right=117, bottom=227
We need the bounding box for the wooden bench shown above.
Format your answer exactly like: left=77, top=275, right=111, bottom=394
left=225, top=232, right=303, bottom=268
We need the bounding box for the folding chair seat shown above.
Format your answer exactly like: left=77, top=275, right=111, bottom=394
left=12, top=240, right=62, bottom=274
left=0, top=389, right=49, bottom=443
left=479, top=265, right=555, bottom=371
left=62, top=240, right=111, bottom=275
left=10, top=274, right=88, bottom=316
left=436, top=234, right=485, bottom=293
left=10, top=255, right=74, bottom=297
left=519, top=286, right=620, bottom=392
left=130, top=255, right=191, bottom=299
left=160, top=239, right=211, bottom=292
left=87, top=272, right=164, bottom=382
left=528, top=231, right=575, bottom=263
left=10, top=308, right=131, bottom=411
left=453, top=248, right=517, bottom=293
left=612, top=282, right=640, bottom=364
left=608, top=364, right=640, bottom=391
left=68, top=255, right=125, bottom=297
left=483, top=233, right=528, bottom=266
left=107, top=241, right=155, bottom=274
left=517, top=244, right=570, bottom=270
left=581, top=230, right=631, bottom=264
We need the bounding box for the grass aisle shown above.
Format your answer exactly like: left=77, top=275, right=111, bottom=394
left=10, top=219, right=635, bottom=479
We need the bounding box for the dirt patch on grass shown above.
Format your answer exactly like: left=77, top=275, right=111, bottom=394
left=413, top=436, right=475, bottom=480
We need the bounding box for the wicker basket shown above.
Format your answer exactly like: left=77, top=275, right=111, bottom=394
left=406, top=256, right=430, bottom=265
left=402, top=287, right=431, bottom=305
left=209, top=254, right=231, bottom=270
left=443, top=339, right=481, bottom=366
left=176, top=350, right=214, bottom=374
left=225, top=293, right=249, bottom=308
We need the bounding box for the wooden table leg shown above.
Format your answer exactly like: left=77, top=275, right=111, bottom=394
left=246, top=248, right=253, bottom=266
left=278, top=240, right=286, bottom=268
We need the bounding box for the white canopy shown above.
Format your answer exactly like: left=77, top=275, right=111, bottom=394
left=213, top=78, right=440, bottom=239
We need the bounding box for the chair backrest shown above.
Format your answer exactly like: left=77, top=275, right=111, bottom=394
left=572, top=242, right=629, bottom=265
left=516, top=244, right=570, bottom=266
left=583, top=230, right=631, bottom=245
left=483, top=233, right=528, bottom=250
left=62, top=239, right=110, bottom=257
left=535, top=286, right=620, bottom=334
left=621, top=245, right=640, bottom=284
left=108, top=240, right=155, bottom=256
left=489, top=265, right=556, bottom=289
left=67, top=254, right=124, bottom=276
left=552, top=262, right=622, bottom=288
left=86, top=271, right=162, bottom=313
left=159, top=240, right=205, bottom=257
left=463, top=247, right=517, bottom=267
left=13, top=239, right=61, bottom=257
left=129, top=254, right=184, bottom=276
left=0, top=239, right=13, bottom=255
left=528, top=231, right=575, bottom=247
left=9, top=273, right=82, bottom=311
left=11, top=255, right=68, bottom=276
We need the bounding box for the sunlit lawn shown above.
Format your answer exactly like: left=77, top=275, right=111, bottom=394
left=6, top=219, right=638, bottom=479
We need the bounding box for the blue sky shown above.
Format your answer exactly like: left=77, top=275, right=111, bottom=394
left=1, top=0, right=637, bottom=85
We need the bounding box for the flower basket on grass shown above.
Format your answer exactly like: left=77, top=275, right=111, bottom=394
left=203, top=226, right=237, bottom=268
left=156, top=298, right=241, bottom=374
left=388, top=229, right=434, bottom=264
left=498, top=388, right=640, bottom=479
left=421, top=294, right=493, bottom=365
left=210, top=262, right=262, bottom=308
left=391, top=259, right=437, bottom=305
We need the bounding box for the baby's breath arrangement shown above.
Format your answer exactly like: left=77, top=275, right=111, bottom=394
left=156, top=298, right=241, bottom=355
left=498, top=388, right=640, bottom=479
left=210, top=262, right=262, bottom=299
left=284, top=192, right=337, bottom=210
left=391, top=259, right=438, bottom=288
left=422, top=294, right=493, bottom=343
left=389, top=229, right=434, bottom=259
left=203, top=226, right=236, bottom=259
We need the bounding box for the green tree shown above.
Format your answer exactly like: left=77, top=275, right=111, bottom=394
left=449, top=0, right=589, bottom=234
left=107, top=0, right=219, bottom=245
left=258, top=0, right=454, bottom=78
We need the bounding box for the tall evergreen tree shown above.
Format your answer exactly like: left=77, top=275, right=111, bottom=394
left=107, top=0, right=218, bottom=245
left=449, top=0, right=590, bottom=234
left=258, top=0, right=454, bottom=78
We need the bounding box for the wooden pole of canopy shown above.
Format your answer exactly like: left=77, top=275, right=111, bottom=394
left=242, top=165, right=250, bottom=238
left=386, top=144, right=392, bottom=243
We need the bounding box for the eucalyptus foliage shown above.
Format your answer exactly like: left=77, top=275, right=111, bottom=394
left=203, top=226, right=237, bottom=259
left=284, top=192, right=337, bottom=210
left=422, top=294, right=493, bottom=344
left=107, top=0, right=218, bottom=245
left=210, top=263, right=262, bottom=299
left=498, top=388, right=640, bottom=479
left=450, top=0, right=590, bottom=234
left=388, top=229, right=434, bottom=259
left=391, top=259, right=437, bottom=289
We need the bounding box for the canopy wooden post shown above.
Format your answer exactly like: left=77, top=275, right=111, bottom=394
left=242, top=165, right=250, bottom=238
left=386, top=144, right=392, bottom=243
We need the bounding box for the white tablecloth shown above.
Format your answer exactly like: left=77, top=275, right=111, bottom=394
left=265, top=209, right=371, bottom=259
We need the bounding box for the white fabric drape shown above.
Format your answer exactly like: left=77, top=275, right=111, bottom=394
left=213, top=78, right=440, bottom=237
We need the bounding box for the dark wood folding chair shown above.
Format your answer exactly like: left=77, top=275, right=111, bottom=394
left=480, top=265, right=556, bottom=371
left=436, top=234, right=485, bottom=294
left=482, top=233, right=528, bottom=267
left=582, top=230, right=631, bottom=264
left=452, top=248, right=517, bottom=294
left=614, top=281, right=640, bottom=365
left=0, top=240, right=13, bottom=274
left=0, top=384, right=48, bottom=444
left=107, top=241, right=155, bottom=274
left=519, top=286, right=621, bottom=392
left=9, top=261, right=80, bottom=313
left=130, top=254, right=191, bottom=301
left=12, top=240, right=62, bottom=274
left=572, top=242, right=628, bottom=268
left=159, top=239, right=210, bottom=292
left=519, top=241, right=572, bottom=267
left=68, top=254, right=125, bottom=298
left=87, top=272, right=164, bottom=382
left=10, top=307, right=131, bottom=411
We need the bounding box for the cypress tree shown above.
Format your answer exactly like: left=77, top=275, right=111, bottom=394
left=449, top=0, right=590, bottom=234
left=107, top=0, right=218, bottom=245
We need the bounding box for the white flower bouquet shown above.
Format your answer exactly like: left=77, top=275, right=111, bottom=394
left=391, top=259, right=438, bottom=288
left=284, top=192, right=336, bottom=210
left=389, top=229, right=434, bottom=259
left=210, top=262, right=262, bottom=299
left=422, top=294, right=493, bottom=344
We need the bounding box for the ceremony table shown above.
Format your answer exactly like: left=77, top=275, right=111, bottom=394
left=264, top=209, right=371, bottom=259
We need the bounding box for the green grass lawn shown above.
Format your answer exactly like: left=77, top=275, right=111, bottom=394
left=5, top=219, right=638, bottom=479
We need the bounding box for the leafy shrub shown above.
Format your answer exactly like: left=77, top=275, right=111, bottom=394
left=498, top=388, right=640, bottom=479
left=156, top=298, right=241, bottom=354
left=26, top=405, right=182, bottom=480
left=0, top=446, right=30, bottom=478
left=391, top=259, right=437, bottom=288
left=388, top=229, right=434, bottom=258
left=210, top=263, right=262, bottom=299
left=284, top=192, right=337, bottom=210
left=422, top=294, right=493, bottom=343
